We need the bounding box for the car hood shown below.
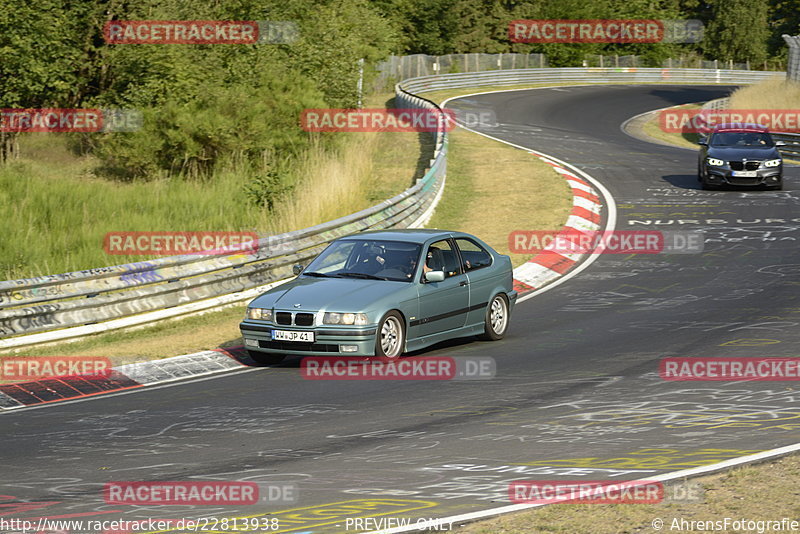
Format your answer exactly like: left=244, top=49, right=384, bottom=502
left=706, top=146, right=781, bottom=160
left=250, top=276, right=408, bottom=312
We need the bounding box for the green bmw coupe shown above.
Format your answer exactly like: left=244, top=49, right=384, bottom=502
left=240, top=229, right=517, bottom=364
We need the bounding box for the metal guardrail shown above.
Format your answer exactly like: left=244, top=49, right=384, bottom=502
left=774, top=133, right=800, bottom=157
left=398, top=67, right=778, bottom=94
left=784, top=35, right=800, bottom=82
left=1, top=66, right=785, bottom=348
left=0, top=91, right=448, bottom=348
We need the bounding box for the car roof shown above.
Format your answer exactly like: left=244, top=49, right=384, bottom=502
left=712, top=123, right=769, bottom=133
left=342, top=229, right=463, bottom=244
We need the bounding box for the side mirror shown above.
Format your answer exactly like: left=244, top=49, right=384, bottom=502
left=697, top=139, right=708, bottom=146
left=292, top=264, right=304, bottom=276
left=776, top=140, right=786, bottom=147
left=425, top=271, right=445, bottom=282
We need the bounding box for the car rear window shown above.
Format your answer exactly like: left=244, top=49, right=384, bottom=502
left=455, top=238, right=492, bottom=272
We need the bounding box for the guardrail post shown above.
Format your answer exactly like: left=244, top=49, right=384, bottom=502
left=784, top=34, right=800, bottom=81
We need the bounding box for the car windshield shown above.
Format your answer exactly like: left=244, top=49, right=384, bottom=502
left=709, top=131, right=774, bottom=147
left=304, top=239, right=422, bottom=282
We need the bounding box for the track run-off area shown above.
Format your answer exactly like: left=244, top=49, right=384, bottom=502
left=1, top=84, right=799, bottom=533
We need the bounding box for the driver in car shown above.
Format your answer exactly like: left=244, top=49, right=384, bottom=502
left=401, top=250, right=434, bottom=279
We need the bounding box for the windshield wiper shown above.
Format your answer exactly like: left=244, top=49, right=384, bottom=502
left=303, top=271, right=332, bottom=277
left=335, top=272, right=387, bottom=280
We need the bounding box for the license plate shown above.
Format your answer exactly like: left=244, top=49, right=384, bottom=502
left=732, top=171, right=757, bottom=177
left=272, top=330, right=315, bottom=342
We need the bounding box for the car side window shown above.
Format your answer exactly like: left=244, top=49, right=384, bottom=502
left=455, top=238, right=492, bottom=272
left=423, top=240, right=462, bottom=280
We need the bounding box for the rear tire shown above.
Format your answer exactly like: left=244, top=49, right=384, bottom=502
left=479, top=293, right=509, bottom=341
left=247, top=350, right=286, bottom=365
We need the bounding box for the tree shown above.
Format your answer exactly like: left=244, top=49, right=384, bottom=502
left=703, top=0, right=770, bottom=63
left=371, top=0, right=459, bottom=55
left=769, top=0, right=800, bottom=58
left=0, top=0, right=92, bottom=161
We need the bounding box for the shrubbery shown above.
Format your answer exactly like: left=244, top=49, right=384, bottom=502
left=0, top=0, right=399, bottom=210
left=89, top=69, right=326, bottom=181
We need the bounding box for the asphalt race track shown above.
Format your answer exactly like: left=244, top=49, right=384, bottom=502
left=2, top=85, right=799, bottom=533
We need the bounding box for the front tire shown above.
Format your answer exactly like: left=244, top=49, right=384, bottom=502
left=375, top=311, right=405, bottom=359
left=247, top=350, right=286, bottom=365
left=479, top=293, right=509, bottom=341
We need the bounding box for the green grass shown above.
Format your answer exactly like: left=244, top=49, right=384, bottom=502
left=0, top=93, right=421, bottom=281
left=0, top=150, right=269, bottom=279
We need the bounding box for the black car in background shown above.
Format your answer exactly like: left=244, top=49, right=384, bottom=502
left=698, top=123, right=785, bottom=190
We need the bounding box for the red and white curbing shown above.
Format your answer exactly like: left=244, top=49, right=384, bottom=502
left=0, top=347, right=249, bottom=410
left=512, top=151, right=604, bottom=294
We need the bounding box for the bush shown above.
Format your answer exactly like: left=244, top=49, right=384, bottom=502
left=89, top=69, right=327, bottom=181
left=244, top=162, right=295, bottom=210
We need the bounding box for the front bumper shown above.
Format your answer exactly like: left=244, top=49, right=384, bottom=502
left=240, top=320, right=378, bottom=356
left=703, top=165, right=782, bottom=187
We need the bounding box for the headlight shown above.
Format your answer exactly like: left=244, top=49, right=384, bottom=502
left=247, top=308, right=273, bottom=321
left=764, top=159, right=782, bottom=168
left=706, top=157, right=724, bottom=167
left=323, top=312, right=368, bottom=325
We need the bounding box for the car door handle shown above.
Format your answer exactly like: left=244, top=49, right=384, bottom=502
left=459, top=281, right=468, bottom=287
